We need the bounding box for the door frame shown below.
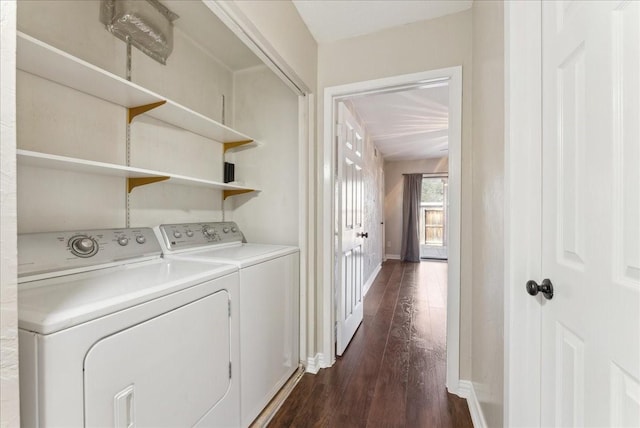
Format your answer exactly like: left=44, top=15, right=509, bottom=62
left=504, top=1, right=543, bottom=426
left=321, top=66, right=463, bottom=394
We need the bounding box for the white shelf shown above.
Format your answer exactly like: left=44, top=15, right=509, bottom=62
left=17, top=32, right=254, bottom=144
left=17, top=150, right=257, bottom=194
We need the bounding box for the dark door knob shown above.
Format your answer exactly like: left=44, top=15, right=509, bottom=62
left=362, top=232, right=368, bottom=238
left=526, top=279, right=554, bottom=300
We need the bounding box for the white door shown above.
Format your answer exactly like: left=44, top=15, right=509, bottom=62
left=336, top=102, right=365, bottom=356
left=540, top=1, right=639, bottom=426
left=84, top=290, right=233, bottom=428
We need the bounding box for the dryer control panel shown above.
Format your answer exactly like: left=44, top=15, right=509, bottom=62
left=156, top=222, right=243, bottom=251
left=18, top=228, right=161, bottom=279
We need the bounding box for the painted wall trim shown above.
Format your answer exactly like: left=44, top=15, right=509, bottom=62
left=297, top=94, right=309, bottom=369
left=0, top=1, right=20, bottom=426
left=321, top=67, right=463, bottom=392
left=306, top=353, right=325, bottom=374
left=385, top=254, right=401, bottom=260
left=458, top=380, right=488, bottom=428
left=363, top=263, right=382, bottom=297
left=503, top=1, right=542, bottom=426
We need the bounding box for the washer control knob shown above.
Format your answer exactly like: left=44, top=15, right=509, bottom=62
left=136, top=235, right=146, bottom=244
left=173, top=231, right=182, bottom=239
left=117, top=236, right=129, bottom=246
left=203, top=226, right=215, bottom=237
left=69, top=236, right=98, bottom=257
left=186, top=230, right=194, bottom=237
left=223, top=227, right=230, bottom=233
left=231, top=227, right=238, bottom=233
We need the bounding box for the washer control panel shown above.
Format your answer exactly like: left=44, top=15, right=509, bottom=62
left=18, top=228, right=161, bottom=279
left=157, top=222, right=243, bottom=251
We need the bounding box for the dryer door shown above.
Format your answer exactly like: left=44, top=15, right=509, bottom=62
left=84, top=289, right=231, bottom=428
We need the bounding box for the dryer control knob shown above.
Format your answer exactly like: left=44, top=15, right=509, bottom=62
left=223, top=227, right=230, bottom=233
left=118, top=236, right=129, bottom=246
left=173, top=231, right=182, bottom=239
left=69, top=236, right=98, bottom=257
left=136, top=235, right=146, bottom=244
left=231, top=227, right=238, bottom=233
left=203, top=226, right=215, bottom=237
left=186, top=230, right=194, bottom=237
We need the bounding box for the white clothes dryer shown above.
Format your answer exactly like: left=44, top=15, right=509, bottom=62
left=155, top=222, right=299, bottom=427
left=18, top=227, right=241, bottom=428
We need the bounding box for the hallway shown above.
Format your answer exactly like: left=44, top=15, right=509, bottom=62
left=269, top=260, right=472, bottom=427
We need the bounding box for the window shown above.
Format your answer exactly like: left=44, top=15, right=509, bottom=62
left=420, top=176, right=448, bottom=247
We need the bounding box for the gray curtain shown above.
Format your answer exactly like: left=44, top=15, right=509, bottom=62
left=400, top=174, right=423, bottom=262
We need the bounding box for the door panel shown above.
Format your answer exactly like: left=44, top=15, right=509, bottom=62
left=554, top=324, right=585, bottom=427
left=336, top=102, right=365, bottom=356
left=84, top=290, right=231, bottom=428
left=542, top=1, right=639, bottom=426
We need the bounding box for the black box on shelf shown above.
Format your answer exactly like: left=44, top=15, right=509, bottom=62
left=224, top=162, right=235, bottom=183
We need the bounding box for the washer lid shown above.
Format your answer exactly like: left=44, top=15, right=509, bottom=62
left=18, top=258, right=237, bottom=335
left=170, top=243, right=299, bottom=268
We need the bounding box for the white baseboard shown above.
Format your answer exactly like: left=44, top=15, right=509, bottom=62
left=454, top=379, right=470, bottom=397
left=363, top=263, right=382, bottom=296
left=458, top=380, right=488, bottom=428
left=385, top=253, right=400, bottom=260
left=306, top=352, right=333, bottom=374
left=306, top=353, right=324, bottom=374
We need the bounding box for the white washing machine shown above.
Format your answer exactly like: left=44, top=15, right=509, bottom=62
left=18, top=227, right=241, bottom=428
left=155, top=222, right=299, bottom=427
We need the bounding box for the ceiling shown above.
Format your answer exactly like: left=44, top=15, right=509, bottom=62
left=348, top=84, right=449, bottom=161
left=292, top=0, right=472, bottom=43
left=291, top=0, right=459, bottom=160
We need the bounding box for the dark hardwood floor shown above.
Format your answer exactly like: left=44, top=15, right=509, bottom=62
left=269, top=260, right=473, bottom=428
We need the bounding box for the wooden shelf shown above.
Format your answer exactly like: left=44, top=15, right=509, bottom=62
left=17, top=150, right=257, bottom=195
left=17, top=32, right=255, bottom=144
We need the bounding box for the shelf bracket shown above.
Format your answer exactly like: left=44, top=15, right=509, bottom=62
left=223, top=189, right=254, bottom=200
left=128, top=176, right=170, bottom=193
left=223, top=140, right=254, bottom=153
left=128, top=101, right=167, bottom=123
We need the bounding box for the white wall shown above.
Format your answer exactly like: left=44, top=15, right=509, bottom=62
left=471, top=1, right=505, bottom=426
left=16, top=0, right=235, bottom=232
left=230, top=65, right=299, bottom=246
left=383, top=157, right=448, bottom=258
left=317, top=9, right=473, bottom=377
left=1, top=1, right=19, bottom=426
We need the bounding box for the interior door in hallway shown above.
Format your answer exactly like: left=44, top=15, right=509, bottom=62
left=540, top=1, right=639, bottom=425
left=336, top=102, right=365, bottom=356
